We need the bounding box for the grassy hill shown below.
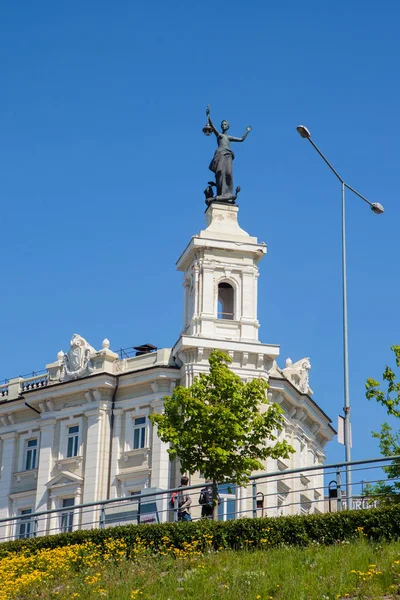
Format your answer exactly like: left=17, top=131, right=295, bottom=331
left=1, top=506, right=400, bottom=599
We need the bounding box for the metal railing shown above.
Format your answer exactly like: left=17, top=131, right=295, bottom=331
left=1, top=455, right=399, bottom=544
left=0, top=370, right=48, bottom=387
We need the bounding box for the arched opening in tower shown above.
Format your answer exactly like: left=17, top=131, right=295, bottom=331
left=217, top=282, right=234, bottom=320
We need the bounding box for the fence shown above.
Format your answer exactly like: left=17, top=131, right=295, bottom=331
left=1, top=455, right=399, bottom=543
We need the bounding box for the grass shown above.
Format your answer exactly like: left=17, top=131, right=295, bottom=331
left=1, top=536, right=400, bottom=599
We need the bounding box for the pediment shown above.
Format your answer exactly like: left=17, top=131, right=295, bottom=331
left=46, top=470, right=84, bottom=488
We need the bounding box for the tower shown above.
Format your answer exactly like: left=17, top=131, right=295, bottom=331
left=173, top=201, right=280, bottom=386
left=177, top=202, right=266, bottom=343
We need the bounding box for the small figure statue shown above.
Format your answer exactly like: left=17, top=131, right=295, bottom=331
left=204, top=181, right=217, bottom=205
left=204, top=181, right=241, bottom=206
left=204, top=105, right=251, bottom=203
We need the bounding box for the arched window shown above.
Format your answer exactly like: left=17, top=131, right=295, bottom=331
left=217, top=282, right=234, bottom=320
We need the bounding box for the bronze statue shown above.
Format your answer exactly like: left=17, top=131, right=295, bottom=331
left=204, top=106, right=251, bottom=204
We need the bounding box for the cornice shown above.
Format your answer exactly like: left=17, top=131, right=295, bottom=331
left=269, top=376, right=335, bottom=433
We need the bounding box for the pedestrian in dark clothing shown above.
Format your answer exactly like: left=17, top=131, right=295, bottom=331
left=199, top=481, right=221, bottom=519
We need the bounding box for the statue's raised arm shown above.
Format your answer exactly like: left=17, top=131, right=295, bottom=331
left=206, top=106, right=220, bottom=136
left=228, top=125, right=252, bottom=143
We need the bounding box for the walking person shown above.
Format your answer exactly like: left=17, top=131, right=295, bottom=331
left=177, top=475, right=192, bottom=522
left=199, top=480, right=221, bottom=519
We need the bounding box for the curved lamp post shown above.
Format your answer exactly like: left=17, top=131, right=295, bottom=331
left=296, top=125, right=384, bottom=510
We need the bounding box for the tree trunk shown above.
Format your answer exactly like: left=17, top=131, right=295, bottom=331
left=212, top=480, right=218, bottom=521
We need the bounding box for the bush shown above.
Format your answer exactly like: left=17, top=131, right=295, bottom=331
left=1, top=505, right=400, bottom=558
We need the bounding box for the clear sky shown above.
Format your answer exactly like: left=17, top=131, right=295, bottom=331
left=1, top=0, right=399, bottom=468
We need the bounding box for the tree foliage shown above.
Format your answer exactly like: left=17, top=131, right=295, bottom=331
left=365, top=345, right=400, bottom=501
left=149, top=350, right=294, bottom=491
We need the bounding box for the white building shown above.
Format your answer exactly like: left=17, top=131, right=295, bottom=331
left=0, top=203, right=335, bottom=539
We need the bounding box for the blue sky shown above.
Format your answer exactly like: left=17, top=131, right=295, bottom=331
left=1, top=0, right=399, bottom=468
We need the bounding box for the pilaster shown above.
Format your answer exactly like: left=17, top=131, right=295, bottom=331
left=0, top=432, right=17, bottom=540
left=150, top=400, right=170, bottom=491
left=200, top=265, right=216, bottom=322
left=150, top=399, right=170, bottom=523
left=74, top=485, right=82, bottom=531
left=82, top=408, right=106, bottom=504
left=34, top=418, right=56, bottom=535
left=291, top=425, right=306, bottom=515
left=48, top=492, right=58, bottom=536
left=109, top=408, right=124, bottom=499
left=263, top=456, right=280, bottom=516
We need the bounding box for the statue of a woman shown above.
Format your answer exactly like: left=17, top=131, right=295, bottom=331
left=206, top=106, right=251, bottom=202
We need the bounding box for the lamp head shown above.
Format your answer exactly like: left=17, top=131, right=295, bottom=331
left=297, top=125, right=311, bottom=139
left=371, top=202, right=384, bottom=215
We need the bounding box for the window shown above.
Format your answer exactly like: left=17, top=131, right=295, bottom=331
left=67, top=426, right=79, bottom=458
left=133, top=417, right=147, bottom=450
left=61, top=498, right=75, bottom=533
left=277, top=481, right=290, bottom=515
left=25, top=439, right=37, bottom=471
left=217, top=282, right=234, bottom=320
left=18, top=509, right=33, bottom=539
left=300, top=494, right=312, bottom=516
left=217, top=484, right=236, bottom=521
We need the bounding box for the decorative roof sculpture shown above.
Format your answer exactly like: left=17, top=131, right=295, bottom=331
left=59, top=334, right=96, bottom=382
left=202, top=105, right=251, bottom=205
left=282, top=357, right=313, bottom=396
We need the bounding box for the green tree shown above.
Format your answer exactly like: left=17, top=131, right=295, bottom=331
left=365, top=345, right=400, bottom=503
left=149, top=350, right=294, bottom=518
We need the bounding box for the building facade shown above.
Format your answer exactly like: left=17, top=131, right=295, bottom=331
left=0, top=203, right=335, bottom=539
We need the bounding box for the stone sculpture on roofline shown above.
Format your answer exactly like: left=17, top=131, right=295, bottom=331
left=59, top=334, right=96, bottom=382
left=202, top=105, right=251, bottom=206
left=282, top=357, right=313, bottom=396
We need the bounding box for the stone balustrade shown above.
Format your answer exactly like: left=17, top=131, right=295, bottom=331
left=21, top=374, right=48, bottom=393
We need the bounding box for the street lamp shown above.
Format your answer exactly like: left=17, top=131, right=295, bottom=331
left=296, top=125, right=384, bottom=510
